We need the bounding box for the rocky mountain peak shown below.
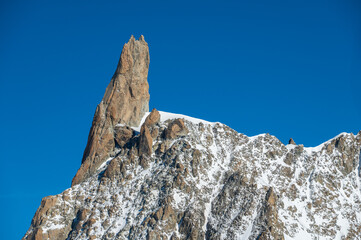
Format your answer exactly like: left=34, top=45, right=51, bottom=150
left=24, top=37, right=361, bottom=240
left=288, top=138, right=296, bottom=145
left=71, top=36, right=150, bottom=186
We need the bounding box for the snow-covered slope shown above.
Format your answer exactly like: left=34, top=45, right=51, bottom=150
left=24, top=110, right=361, bottom=240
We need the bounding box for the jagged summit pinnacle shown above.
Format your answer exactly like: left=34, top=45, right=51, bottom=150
left=288, top=138, right=296, bottom=145
left=127, top=34, right=145, bottom=42
left=72, top=35, right=150, bottom=186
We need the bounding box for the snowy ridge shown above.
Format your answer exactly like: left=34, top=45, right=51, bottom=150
left=24, top=111, right=361, bottom=240
left=124, top=110, right=215, bottom=133
left=303, top=132, right=349, bottom=154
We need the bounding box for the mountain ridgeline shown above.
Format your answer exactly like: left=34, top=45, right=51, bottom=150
left=24, top=36, right=361, bottom=240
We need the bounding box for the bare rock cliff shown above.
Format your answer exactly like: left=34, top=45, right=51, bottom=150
left=72, top=35, right=150, bottom=186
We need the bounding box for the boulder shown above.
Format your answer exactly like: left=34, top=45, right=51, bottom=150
left=164, top=119, right=188, bottom=139
left=114, top=125, right=133, bottom=148
left=144, top=108, right=160, bottom=127
left=288, top=138, right=296, bottom=145
left=139, top=125, right=153, bottom=156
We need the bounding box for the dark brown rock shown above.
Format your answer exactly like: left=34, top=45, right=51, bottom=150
left=156, top=142, right=166, bottom=154
left=139, top=125, right=153, bottom=156
left=333, top=134, right=358, bottom=175
left=78, top=209, right=89, bottom=221
left=151, top=128, right=159, bottom=139
left=31, top=196, right=59, bottom=227
left=25, top=227, right=70, bottom=240
left=103, top=158, right=121, bottom=179
left=144, top=108, right=160, bottom=127
left=72, top=35, right=150, bottom=186
left=162, top=204, right=175, bottom=221
left=257, top=187, right=284, bottom=240
left=114, top=126, right=133, bottom=148
left=288, top=138, right=296, bottom=145
left=154, top=207, right=163, bottom=221
left=164, top=119, right=188, bottom=139
left=24, top=196, right=72, bottom=240
left=139, top=156, right=149, bottom=169
left=179, top=211, right=204, bottom=240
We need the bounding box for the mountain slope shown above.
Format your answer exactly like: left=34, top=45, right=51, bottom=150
left=23, top=36, right=361, bottom=240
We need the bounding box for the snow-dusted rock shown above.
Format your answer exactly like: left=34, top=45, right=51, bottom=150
left=23, top=112, right=361, bottom=239
left=23, top=36, right=361, bottom=240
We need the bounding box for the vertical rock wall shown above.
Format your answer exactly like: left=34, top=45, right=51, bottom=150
left=72, top=35, right=150, bottom=186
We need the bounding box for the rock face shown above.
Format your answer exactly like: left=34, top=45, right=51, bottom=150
left=72, top=35, right=150, bottom=186
left=288, top=138, right=296, bottom=145
left=24, top=37, right=361, bottom=240
left=164, top=118, right=188, bottom=139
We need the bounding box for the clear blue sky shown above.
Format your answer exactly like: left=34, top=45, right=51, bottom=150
left=0, top=0, right=360, bottom=238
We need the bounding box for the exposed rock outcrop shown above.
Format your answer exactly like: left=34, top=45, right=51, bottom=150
left=144, top=108, right=160, bottom=127
left=25, top=194, right=74, bottom=240
left=138, top=109, right=161, bottom=166
left=103, top=157, right=122, bottom=179
left=256, top=187, right=284, bottom=240
left=139, top=125, right=153, bottom=157
left=72, top=35, right=150, bottom=186
left=288, top=138, right=296, bottom=145
left=114, top=125, right=134, bottom=148
left=164, top=118, right=188, bottom=139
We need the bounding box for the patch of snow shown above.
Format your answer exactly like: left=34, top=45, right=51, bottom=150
left=286, top=144, right=297, bottom=150
left=42, top=222, right=65, bottom=233
left=119, top=110, right=214, bottom=133
left=304, top=132, right=348, bottom=154
left=248, top=133, right=267, bottom=141
left=97, top=157, right=114, bottom=171
left=131, top=112, right=151, bottom=132
left=158, top=111, right=213, bottom=125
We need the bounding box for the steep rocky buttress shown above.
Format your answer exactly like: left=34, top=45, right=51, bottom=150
left=24, top=36, right=361, bottom=240
left=72, top=35, right=150, bottom=186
